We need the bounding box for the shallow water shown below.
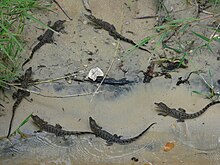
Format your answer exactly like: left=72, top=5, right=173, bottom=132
left=1, top=83, right=220, bottom=164
left=1, top=0, right=220, bottom=164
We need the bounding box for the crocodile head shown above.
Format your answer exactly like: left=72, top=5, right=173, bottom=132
left=89, top=117, right=102, bottom=132
left=53, top=20, right=66, bottom=32
left=154, top=102, right=171, bottom=113
left=31, top=115, right=48, bottom=128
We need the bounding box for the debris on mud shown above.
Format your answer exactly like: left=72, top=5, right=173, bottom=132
left=152, top=57, right=188, bottom=71
left=52, top=0, right=72, bottom=20
left=86, top=67, right=104, bottom=81
left=131, top=156, right=139, bottom=162
left=176, top=70, right=203, bottom=86
left=163, top=141, right=175, bottom=152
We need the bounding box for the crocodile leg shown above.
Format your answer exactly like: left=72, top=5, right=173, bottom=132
left=177, top=118, right=185, bottom=122
left=106, top=140, right=114, bottom=146
left=113, top=134, right=122, bottom=138
left=158, top=112, right=169, bottom=116
left=178, top=108, right=186, bottom=112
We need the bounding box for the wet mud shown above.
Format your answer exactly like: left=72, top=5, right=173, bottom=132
left=1, top=0, right=220, bottom=164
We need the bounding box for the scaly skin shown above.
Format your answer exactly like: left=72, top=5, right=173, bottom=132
left=155, top=101, right=220, bottom=122
left=31, top=115, right=94, bottom=136
left=89, top=117, right=156, bottom=145
left=84, top=14, right=151, bottom=53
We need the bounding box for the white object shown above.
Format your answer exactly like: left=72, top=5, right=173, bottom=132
left=86, top=67, right=104, bottom=81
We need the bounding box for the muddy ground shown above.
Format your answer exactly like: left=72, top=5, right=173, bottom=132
left=0, top=0, right=220, bottom=164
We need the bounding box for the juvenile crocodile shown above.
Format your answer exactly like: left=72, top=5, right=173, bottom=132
left=84, top=14, right=151, bottom=53
left=155, top=101, right=220, bottom=122
left=89, top=117, right=156, bottom=145
left=92, top=76, right=135, bottom=85
left=22, top=20, right=66, bottom=68
left=31, top=115, right=95, bottom=136
left=7, top=67, right=32, bottom=138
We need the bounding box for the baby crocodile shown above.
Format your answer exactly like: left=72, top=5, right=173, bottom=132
left=155, top=101, right=220, bottom=122
left=89, top=117, right=156, bottom=145
left=31, top=115, right=94, bottom=136
left=85, top=14, right=151, bottom=53
left=22, top=20, right=66, bottom=68
left=7, top=67, right=32, bottom=138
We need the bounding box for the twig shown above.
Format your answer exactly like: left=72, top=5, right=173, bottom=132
left=8, top=72, right=78, bottom=86
left=176, top=70, right=202, bottom=86
left=134, top=15, right=158, bottom=19
left=210, top=23, right=220, bottom=39
left=4, top=82, right=100, bottom=98
left=33, top=91, right=99, bottom=98
left=53, top=0, right=73, bottom=20
left=90, top=40, right=120, bottom=102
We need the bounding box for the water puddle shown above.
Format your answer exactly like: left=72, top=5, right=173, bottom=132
left=1, top=83, right=220, bottom=164
left=1, top=0, right=220, bottom=164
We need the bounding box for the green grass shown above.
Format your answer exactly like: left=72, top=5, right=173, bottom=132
left=0, top=0, right=51, bottom=88
left=123, top=1, right=219, bottom=100
left=192, top=70, right=220, bottom=100
left=210, top=0, right=220, bottom=5
left=9, top=113, right=33, bottom=138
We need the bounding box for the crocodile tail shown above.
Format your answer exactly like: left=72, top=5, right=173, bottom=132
left=22, top=42, right=43, bottom=69
left=68, top=131, right=94, bottom=136
left=31, top=41, right=44, bottom=57
left=75, top=131, right=94, bottom=135
left=192, top=101, right=220, bottom=118
left=120, top=123, right=156, bottom=144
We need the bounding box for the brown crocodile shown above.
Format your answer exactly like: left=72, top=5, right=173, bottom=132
left=155, top=101, right=220, bottom=122
left=89, top=117, right=156, bottom=145
left=84, top=14, right=151, bottom=53
left=31, top=115, right=95, bottom=136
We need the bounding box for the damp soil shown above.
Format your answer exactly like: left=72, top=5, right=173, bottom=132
left=1, top=0, right=220, bottom=164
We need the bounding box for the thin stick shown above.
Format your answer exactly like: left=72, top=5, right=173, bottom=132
left=53, top=0, right=73, bottom=20
left=34, top=91, right=99, bottom=98
left=8, top=73, right=78, bottom=86
left=5, top=82, right=100, bottom=98
left=210, top=23, right=220, bottom=39
left=90, top=40, right=120, bottom=102
left=33, top=73, right=77, bottom=85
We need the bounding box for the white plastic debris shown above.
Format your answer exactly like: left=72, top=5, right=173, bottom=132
left=86, top=67, right=104, bottom=81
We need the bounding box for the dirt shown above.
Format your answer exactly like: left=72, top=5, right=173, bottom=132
left=0, top=0, right=220, bottom=164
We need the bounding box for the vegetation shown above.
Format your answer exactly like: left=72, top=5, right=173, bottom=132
left=9, top=113, right=32, bottom=138
left=0, top=0, right=51, bottom=88
left=192, top=70, right=220, bottom=100
left=125, top=0, right=220, bottom=101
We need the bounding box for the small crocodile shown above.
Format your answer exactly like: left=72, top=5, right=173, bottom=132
left=84, top=14, right=151, bottom=53
left=31, top=115, right=95, bottom=136
left=155, top=101, right=220, bottom=122
left=7, top=67, right=32, bottom=138
left=91, top=76, right=135, bottom=85
left=22, top=20, right=66, bottom=68
left=89, top=117, right=156, bottom=145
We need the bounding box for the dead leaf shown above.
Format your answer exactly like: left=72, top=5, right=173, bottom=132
left=163, top=141, right=175, bottom=152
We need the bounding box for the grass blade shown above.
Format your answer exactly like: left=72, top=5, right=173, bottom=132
left=191, top=31, right=210, bottom=42
left=10, top=113, right=33, bottom=137
left=23, top=12, right=59, bottom=34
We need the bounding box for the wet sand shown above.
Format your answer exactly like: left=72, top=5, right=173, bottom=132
left=1, top=0, right=220, bottom=164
